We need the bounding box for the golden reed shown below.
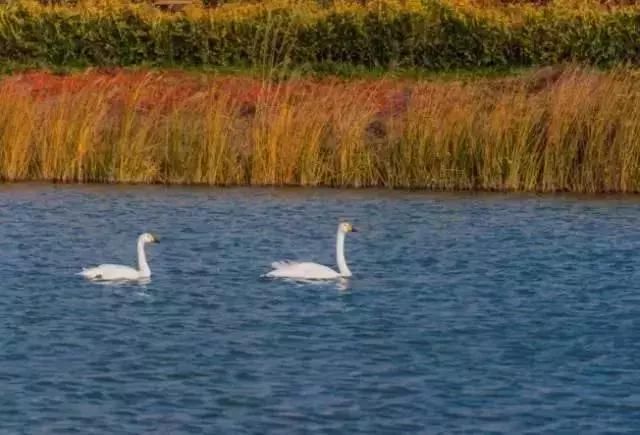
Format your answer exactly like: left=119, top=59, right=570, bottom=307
left=2, top=67, right=640, bottom=192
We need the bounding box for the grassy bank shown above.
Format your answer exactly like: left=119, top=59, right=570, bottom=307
left=2, top=67, right=640, bottom=192
left=2, top=0, right=640, bottom=70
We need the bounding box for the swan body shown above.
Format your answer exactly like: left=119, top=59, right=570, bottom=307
left=267, top=261, right=342, bottom=280
left=265, top=222, right=357, bottom=280
left=78, top=232, right=159, bottom=281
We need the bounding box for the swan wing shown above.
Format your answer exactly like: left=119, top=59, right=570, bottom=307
left=78, top=264, right=140, bottom=281
left=265, top=262, right=340, bottom=280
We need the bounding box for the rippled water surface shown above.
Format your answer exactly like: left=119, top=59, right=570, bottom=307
left=2, top=185, right=640, bottom=433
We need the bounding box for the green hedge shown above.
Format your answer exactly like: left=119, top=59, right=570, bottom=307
left=0, top=1, right=639, bottom=69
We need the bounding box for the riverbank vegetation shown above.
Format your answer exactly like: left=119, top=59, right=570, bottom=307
left=2, top=0, right=640, bottom=70
left=2, top=67, right=640, bottom=192
left=2, top=1, right=640, bottom=191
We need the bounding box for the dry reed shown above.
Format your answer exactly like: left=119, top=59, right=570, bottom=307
left=2, top=67, right=640, bottom=192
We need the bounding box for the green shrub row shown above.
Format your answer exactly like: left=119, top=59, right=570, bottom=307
left=0, top=1, right=640, bottom=69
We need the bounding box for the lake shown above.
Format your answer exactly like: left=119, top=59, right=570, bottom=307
left=1, top=184, right=640, bottom=433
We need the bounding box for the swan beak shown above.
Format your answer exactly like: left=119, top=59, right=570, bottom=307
left=153, top=235, right=160, bottom=243
left=351, top=227, right=359, bottom=233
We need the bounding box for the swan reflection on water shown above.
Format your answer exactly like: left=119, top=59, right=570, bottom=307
left=268, top=276, right=352, bottom=292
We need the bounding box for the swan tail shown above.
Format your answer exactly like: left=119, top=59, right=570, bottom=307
left=263, top=269, right=285, bottom=278
left=77, top=267, right=100, bottom=279
left=262, top=261, right=296, bottom=278
left=271, top=260, right=296, bottom=270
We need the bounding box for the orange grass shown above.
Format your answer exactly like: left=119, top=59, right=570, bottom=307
left=2, top=67, right=640, bottom=192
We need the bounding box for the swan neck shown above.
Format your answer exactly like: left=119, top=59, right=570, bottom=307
left=137, top=238, right=151, bottom=278
left=336, top=230, right=351, bottom=277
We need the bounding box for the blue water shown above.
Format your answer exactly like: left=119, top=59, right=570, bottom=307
left=1, top=185, right=640, bottom=433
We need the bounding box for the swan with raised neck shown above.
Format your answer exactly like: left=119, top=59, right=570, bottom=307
left=265, top=222, right=358, bottom=280
left=78, top=232, right=160, bottom=281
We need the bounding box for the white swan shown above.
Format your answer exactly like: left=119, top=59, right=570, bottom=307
left=78, top=232, right=159, bottom=281
left=265, top=222, right=357, bottom=280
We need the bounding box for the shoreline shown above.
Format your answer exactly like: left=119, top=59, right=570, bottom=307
left=7, top=180, right=640, bottom=200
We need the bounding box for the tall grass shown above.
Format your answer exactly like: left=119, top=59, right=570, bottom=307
left=3, top=67, right=640, bottom=192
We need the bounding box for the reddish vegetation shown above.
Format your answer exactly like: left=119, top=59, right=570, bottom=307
left=2, top=69, right=413, bottom=119
left=5, top=66, right=639, bottom=191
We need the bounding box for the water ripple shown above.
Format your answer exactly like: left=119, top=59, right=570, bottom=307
left=1, top=186, right=640, bottom=433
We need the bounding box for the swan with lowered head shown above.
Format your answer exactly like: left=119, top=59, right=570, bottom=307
left=78, top=232, right=159, bottom=281
left=265, top=222, right=358, bottom=280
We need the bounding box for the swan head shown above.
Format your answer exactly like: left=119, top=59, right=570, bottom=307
left=338, top=222, right=358, bottom=234
left=140, top=232, right=160, bottom=244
